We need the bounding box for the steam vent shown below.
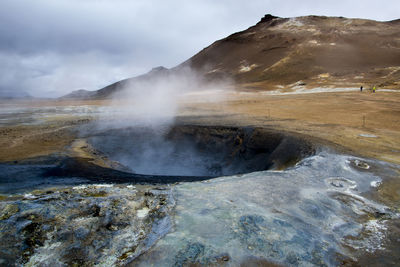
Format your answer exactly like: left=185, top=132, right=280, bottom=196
left=86, top=125, right=315, bottom=178
left=38, top=125, right=315, bottom=184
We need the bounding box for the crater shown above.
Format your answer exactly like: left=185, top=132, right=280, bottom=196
left=84, top=125, right=315, bottom=180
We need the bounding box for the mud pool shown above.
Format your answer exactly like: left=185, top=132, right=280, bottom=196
left=83, top=125, right=314, bottom=177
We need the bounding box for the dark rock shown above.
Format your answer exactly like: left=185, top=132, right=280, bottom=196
left=89, top=204, right=101, bottom=217
left=259, top=14, right=280, bottom=24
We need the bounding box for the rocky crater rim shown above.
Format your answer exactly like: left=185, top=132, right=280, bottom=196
left=84, top=124, right=316, bottom=179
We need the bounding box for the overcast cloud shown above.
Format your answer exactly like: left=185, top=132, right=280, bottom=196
left=0, top=0, right=399, bottom=97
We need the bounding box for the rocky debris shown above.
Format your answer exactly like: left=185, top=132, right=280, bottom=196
left=0, top=184, right=174, bottom=266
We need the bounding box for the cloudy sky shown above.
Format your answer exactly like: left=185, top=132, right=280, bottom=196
left=0, top=0, right=399, bottom=97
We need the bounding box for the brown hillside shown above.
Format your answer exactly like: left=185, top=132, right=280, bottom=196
left=181, top=14, right=400, bottom=90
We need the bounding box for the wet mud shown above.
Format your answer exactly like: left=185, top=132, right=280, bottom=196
left=84, top=125, right=315, bottom=177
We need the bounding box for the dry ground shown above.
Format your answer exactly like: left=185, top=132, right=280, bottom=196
left=0, top=100, right=103, bottom=162
left=0, top=91, right=399, bottom=165
left=180, top=90, right=400, bottom=165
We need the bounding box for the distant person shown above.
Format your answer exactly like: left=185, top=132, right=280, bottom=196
left=360, top=86, right=363, bottom=92
left=372, top=86, right=376, bottom=93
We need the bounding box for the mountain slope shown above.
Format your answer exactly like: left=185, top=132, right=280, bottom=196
left=64, top=14, right=400, bottom=99
left=182, top=14, right=400, bottom=90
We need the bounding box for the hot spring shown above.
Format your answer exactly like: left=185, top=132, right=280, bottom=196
left=85, top=125, right=315, bottom=178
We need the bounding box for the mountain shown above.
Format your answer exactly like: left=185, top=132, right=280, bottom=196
left=63, top=14, right=400, bottom=99
left=94, top=66, right=170, bottom=98
left=182, top=14, right=400, bottom=90
left=0, top=90, right=32, bottom=100
left=61, top=66, right=170, bottom=99
left=60, top=89, right=96, bottom=99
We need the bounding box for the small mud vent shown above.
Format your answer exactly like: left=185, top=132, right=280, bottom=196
left=86, top=125, right=315, bottom=178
